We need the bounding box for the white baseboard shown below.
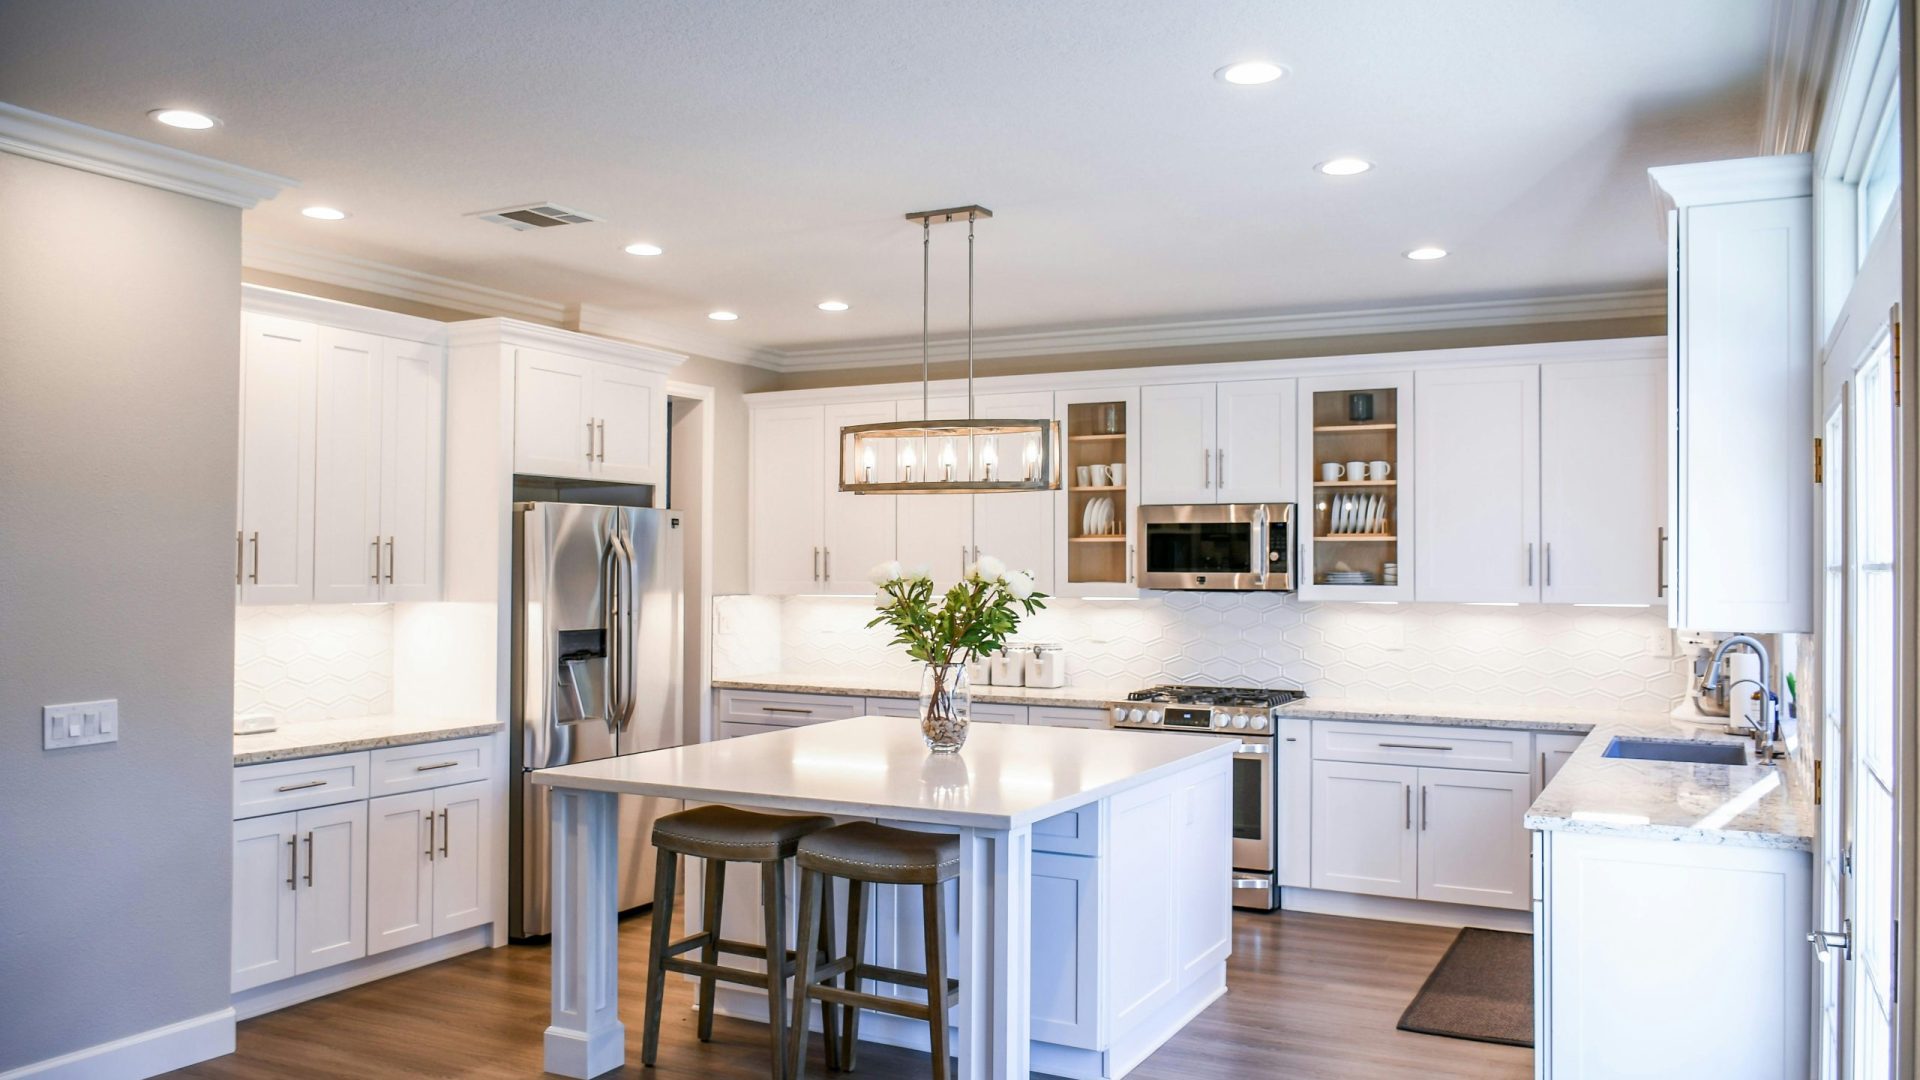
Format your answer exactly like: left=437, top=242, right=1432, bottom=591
left=232, top=924, right=495, bottom=1020
left=0, top=1008, right=235, bottom=1080
left=1279, top=887, right=1533, bottom=932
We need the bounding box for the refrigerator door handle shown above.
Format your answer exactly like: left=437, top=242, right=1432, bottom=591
left=602, top=531, right=626, bottom=736
left=615, top=530, right=640, bottom=735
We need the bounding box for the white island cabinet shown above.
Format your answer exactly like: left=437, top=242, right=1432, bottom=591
left=533, top=716, right=1237, bottom=1080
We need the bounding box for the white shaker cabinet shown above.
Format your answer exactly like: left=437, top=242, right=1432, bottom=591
left=590, top=360, right=663, bottom=484
left=1215, top=378, right=1298, bottom=505
left=237, top=313, right=318, bottom=604
left=1413, top=364, right=1540, bottom=604
left=821, top=400, right=897, bottom=591
left=1540, top=357, right=1665, bottom=605
left=293, top=799, right=369, bottom=975
left=366, top=789, right=436, bottom=955
left=430, top=779, right=493, bottom=935
left=749, top=404, right=827, bottom=594
left=1413, top=767, right=1531, bottom=911
left=513, top=349, right=666, bottom=487
left=1310, top=760, right=1419, bottom=899
left=380, top=338, right=444, bottom=601
left=1535, top=732, right=1585, bottom=796
left=1139, top=383, right=1217, bottom=504
left=894, top=395, right=973, bottom=584
left=971, top=390, right=1056, bottom=592
left=1650, top=155, right=1813, bottom=632
left=231, top=812, right=300, bottom=991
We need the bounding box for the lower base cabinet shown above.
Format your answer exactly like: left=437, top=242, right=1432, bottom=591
left=1309, top=759, right=1531, bottom=911
left=232, top=801, right=369, bottom=992
left=367, top=779, right=493, bottom=955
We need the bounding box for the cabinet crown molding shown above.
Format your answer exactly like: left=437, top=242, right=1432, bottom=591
left=0, top=101, right=296, bottom=209
left=1648, top=153, right=1814, bottom=214
left=447, top=317, right=688, bottom=372
left=242, top=284, right=448, bottom=344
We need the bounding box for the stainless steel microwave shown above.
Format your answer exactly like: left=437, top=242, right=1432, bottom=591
left=1138, top=503, right=1294, bottom=591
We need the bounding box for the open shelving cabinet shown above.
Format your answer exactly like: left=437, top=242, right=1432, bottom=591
left=1053, top=387, right=1140, bottom=598
left=1296, top=372, right=1413, bottom=601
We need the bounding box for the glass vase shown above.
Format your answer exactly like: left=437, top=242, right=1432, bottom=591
left=919, top=661, right=972, bottom=753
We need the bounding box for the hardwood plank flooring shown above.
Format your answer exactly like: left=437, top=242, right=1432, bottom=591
left=169, top=907, right=1530, bottom=1079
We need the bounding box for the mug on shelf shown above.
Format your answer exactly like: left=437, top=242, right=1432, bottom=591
left=1088, top=463, right=1110, bottom=486
left=1320, top=462, right=1345, bottom=483
left=1346, top=460, right=1369, bottom=482
left=1108, top=463, right=1125, bottom=485
left=1369, top=460, right=1392, bottom=481
left=1076, top=465, right=1092, bottom=487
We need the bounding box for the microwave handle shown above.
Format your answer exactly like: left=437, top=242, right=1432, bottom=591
left=1252, top=505, right=1270, bottom=586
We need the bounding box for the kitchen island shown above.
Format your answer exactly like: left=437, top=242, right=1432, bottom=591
left=532, top=715, right=1238, bottom=1079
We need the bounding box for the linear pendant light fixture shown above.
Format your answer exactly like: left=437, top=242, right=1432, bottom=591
left=838, top=205, right=1061, bottom=495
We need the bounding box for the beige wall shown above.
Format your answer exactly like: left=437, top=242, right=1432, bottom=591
left=1, top=153, right=241, bottom=1067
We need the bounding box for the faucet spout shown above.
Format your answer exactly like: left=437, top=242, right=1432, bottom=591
left=1702, top=635, right=1778, bottom=760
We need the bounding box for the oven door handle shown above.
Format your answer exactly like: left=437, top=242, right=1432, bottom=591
left=1235, top=742, right=1271, bottom=755
left=1251, top=504, right=1270, bottom=586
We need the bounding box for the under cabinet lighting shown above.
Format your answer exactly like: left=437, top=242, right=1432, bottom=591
left=1574, top=603, right=1652, bottom=609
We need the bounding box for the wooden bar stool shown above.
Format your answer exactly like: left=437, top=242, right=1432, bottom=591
left=788, top=822, right=962, bottom=1080
left=641, top=804, right=840, bottom=1078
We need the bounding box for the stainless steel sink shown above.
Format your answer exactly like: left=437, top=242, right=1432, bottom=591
left=1602, top=736, right=1750, bottom=766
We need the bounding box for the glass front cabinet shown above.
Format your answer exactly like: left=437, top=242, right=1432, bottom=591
left=1295, top=371, right=1413, bottom=601
left=1053, top=387, right=1141, bottom=598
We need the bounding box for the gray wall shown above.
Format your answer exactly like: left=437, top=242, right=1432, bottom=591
left=0, top=152, right=240, bottom=1067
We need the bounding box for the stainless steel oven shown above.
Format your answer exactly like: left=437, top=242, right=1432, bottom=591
left=1107, top=685, right=1302, bottom=911
left=1138, top=503, right=1294, bottom=591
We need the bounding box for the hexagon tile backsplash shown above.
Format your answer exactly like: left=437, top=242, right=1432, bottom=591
left=714, top=593, right=1690, bottom=712
left=235, top=605, right=394, bottom=721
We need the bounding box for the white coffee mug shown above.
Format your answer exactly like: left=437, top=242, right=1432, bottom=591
left=1321, top=462, right=1345, bottom=483
left=1076, top=465, right=1092, bottom=487
left=1108, top=463, right=1125, bottom=485
left=1346, top=460, right=1369, bottom=482
left=1088, top=463, right=1109, bottom=486
left=1370, top=460, right=1392, bottom=480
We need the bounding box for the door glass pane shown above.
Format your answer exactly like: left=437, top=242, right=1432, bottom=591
left=1231, top=757, right=1263, bottom=841
left=1147, top=523, right=1252, bottom=573
left=1818, top=401, right=1847, bottom=1080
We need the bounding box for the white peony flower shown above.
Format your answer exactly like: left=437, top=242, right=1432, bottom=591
left=869, top=560, right=904, bottom=587
left=904, top=563, right=932, bottom=581
left=1003, top=569, right=1035, bottom=599
left=970, top=554, right=1007, bottom=582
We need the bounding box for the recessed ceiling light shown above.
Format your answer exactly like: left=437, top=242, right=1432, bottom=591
left=1315, top=157, right=1373, bottom=176
left=149, top=108, right=218, bottom=129
left=817, top=300, right=849, bottom=312
left=1215, top=61, right=1286, bottom=86
left=623, top=242, right=663, bottom=256
left=708, top=310, right=739, bottom=321
left=301, top=206, right=348, bottom=221
left=1404, top=246, right=1449, bottom=261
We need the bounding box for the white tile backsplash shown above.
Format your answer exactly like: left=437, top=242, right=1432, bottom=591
left=235, top=604, right=394, bottom=721
left=715, top=592, right=1690, bottom=712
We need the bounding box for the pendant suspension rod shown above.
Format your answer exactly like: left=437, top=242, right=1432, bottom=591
left=967, top=211, right=976, bottom=420
left=921, top=219, right=931, bottom=420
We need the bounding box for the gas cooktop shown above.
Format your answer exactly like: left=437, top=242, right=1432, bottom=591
left=1124, top=684, right=1306, bottom=707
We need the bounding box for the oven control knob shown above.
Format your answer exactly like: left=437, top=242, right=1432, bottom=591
left=1127, top=708, right=1146, bottom=725
left=1146, top=710, right=1163, bottom=725
left=1211, top=713, right=1229, bottom=729
left=1231, top=714, right=1250, bottom=729
left=1110, top=706, right=1127, bottom=725
left=1250, top=715, right=1269, bottom=731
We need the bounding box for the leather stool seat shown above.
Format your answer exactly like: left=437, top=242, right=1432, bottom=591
left=653, top=804, right=837, bottom=862
left=797, top=821, right=960, bottom=886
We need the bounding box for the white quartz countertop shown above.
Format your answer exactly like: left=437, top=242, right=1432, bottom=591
left=1274, top=697, right=1664, bottom=733
left=533, top=714, right=1241, bottom=829
left=233, top=714, right=502, bottom=765
left=713, top=673, right=1125, bottom=710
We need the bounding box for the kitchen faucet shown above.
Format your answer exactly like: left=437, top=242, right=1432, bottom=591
left=1700, top=635, right=1779, bottom=762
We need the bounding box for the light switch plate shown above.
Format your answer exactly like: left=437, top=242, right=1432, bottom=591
left=44, top=699, right=118, bottom=749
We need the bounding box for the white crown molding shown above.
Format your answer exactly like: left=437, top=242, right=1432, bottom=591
left=1648, top=153, right=1813, bottom=214
left=767, top=289, right=1668, bottom=372
left=445, top=317, right=687, bottom=372
left=1761, top=0, right=1848, bottom=156
left=0, top=102, right=295, bottom=208
left=568, top=303, right=784, bottom=371
left=242, top=237, right=569, bottom=324
left=241, top=283, right=448, bottom=344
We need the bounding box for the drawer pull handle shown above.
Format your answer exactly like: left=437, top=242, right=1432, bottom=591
left=762, top=706, right=815, bottom=715
left=414, top=760, right=460, bottom=772
left=276, top=779, right=328, bottom=792
left=1377, top=742, right=1453, bottom=752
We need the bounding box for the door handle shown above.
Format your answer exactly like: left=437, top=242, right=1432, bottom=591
left=303, top=832, right=314, bottom=887
left=237, top=531, right=245, bottom=585
left=762, top=706, right=815, bottom=715
left=249, top=532, right=260, bottom=584
left=1404, top=784, right=1412, bottom=829
left=1420, top=785, right=1429, bottom=830
left=1808, top=920, right=1853, bottom=962
left=414, top=760, right=460, bottom=772
left=1378, top=742, right=1452, bottom=752
left=286, top=835, right=297, bottom=891
left=1203, top=447, right=1211, bottom=488
left=1127, top=543, right=1135, bottom=583
left=439, top=808, right=450, bottom=858
left=385, top=536, right=395, bottom=584
left=824, top=547, right=831, bottom=582
left=370, top=536, right=381, bottom=583
left=596, top=419, right=607, bottom=462
left=812, top=547, right=821, bottom=582
left=1656, top=526, right=1668, bottom=596
left=276, top=779, right=327, bottom=792
left=1526, top=542, right=1534, bottom=587
left=425, top=810, right=436, bottom=862
left=1252, top=505, right=1270, bottom=584
left=585, top=419, right=596, bottom=461
left=1544, top=541, right=1552, bottom=588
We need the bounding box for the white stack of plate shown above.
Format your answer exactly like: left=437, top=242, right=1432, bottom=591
left=1324, top=570, right=1376, bottom=585
left=1080, top=495, right=1118, bottom=535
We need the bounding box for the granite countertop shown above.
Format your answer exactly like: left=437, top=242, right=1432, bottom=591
left=712, top=673, right=1126, bottom=710
left=233, top=714, right=503, bottom=765
left=1274, top=697, right=1652, bottom=733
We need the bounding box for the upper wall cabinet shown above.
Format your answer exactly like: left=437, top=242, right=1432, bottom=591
left=748, top=401, right=901, bottom=595
left=971, top=390, right=1056, bottom=593
left=1297, top=372, right=1412, bottom=601
left=313, top=329, right=445, bottom=603
left=1414, top=365, right=1540, bottom=604
left=1138, top=380, right=1296, bottom=506
left=1651, top=155, right=1813, bottom=632
left=1055, top=387, right=1140, bottom=598
left=239, top=313, right=319, bottom=604
left=513, top=349, right=664, bottom=486
left=1540, top=357, right=1665, bottom=605
left=895, top=395, right=974, bottom=585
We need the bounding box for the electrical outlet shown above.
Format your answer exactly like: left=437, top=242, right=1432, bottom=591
left=1646, top=629, right=1676, bottom=659
left=43, top=700, right=118, bottom=749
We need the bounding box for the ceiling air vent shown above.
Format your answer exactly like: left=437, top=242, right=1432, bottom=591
left=469, top=202, right=604, bottom=231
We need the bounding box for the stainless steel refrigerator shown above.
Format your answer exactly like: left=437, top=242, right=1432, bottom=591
left=510, top=502, right=684, bottom=940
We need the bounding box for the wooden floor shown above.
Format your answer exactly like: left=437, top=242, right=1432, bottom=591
left=170, top=907, right=1530, bottom=1080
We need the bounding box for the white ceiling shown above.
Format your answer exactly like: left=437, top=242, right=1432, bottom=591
left=0, top=1, right=1777, bottom=365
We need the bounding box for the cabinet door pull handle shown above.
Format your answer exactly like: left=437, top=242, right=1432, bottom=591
left=1203, top=448, right=1211, bottom=488
left=1544, top=541, right=1552, bottom=588
left=286, top=835, right=297, bottom=891
left=1526, top=542, right=1535, bottom=587
left=596, top=419, right=607, bottom=462
left=414, top=760, right=460, bottom=772
left=762, top=706, right=815, bottom=715
left=1420, top=785, right=1429, bottom=830
left=824, top=548, right=831, bottom=582
left=370, top=536, right=381, bottom=582
left=385, top=536, right=395, bottom=584
left=237, top=531, right=246, bottom=585
left=812, top=547, right=821, bottom=582
left=439, top=809, right=450, bottom=858
left=303, top=832, right=315, bottom=887
left=1377, top=742, right=1452, bottom=752
left=425, top=810, right=436, bottom=861
left=1656, top=526, right=1668, bottom=596
left=1404, top=784, right=1412, bottom=830
left=276, top=779, right=327, bottom=792
left=1217, top=448, right=1225, bottom=488
left=586, top=419, right=596, bottom=461
left=1127, top=543, right=1136, bottom=584
left=249, top=532, right=260, bottom=584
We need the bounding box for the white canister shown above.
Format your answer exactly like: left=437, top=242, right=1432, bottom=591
left=965, top=654, right=992, bottom=685
left=989, top=647, right=1026, bottom=687
left=1023, top=643, right=1067, bottom=688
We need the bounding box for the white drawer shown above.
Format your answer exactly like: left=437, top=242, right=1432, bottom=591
left=969, top=701, right=1027, bottom=725
left=864, top=696, right=920, bottom=718
left=1311, top=720, right=1531, bottom=773
left=369, top=736, right=494, bottom=797
left=718, top=689, right=865, bottom=728
left=234, top=752, right=371, bottom=820
left=1033, top=803, right=1101, bottom=857
left=1027, top=705, right=1108, bottom=730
